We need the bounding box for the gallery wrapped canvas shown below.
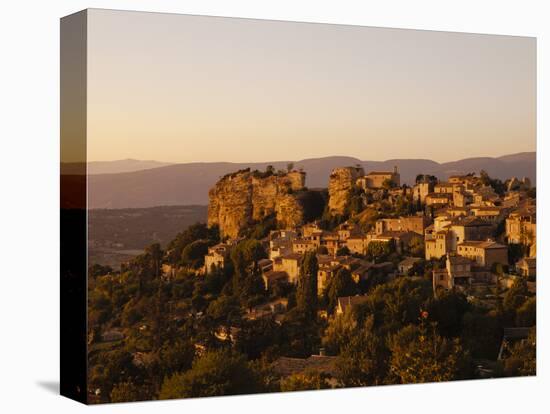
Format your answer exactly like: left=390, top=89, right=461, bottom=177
left=60, top=9, right=536, bottom=404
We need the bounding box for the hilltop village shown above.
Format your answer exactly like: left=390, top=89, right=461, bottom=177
left=87, top=164, right=536, bottom=403
left=204, top=166, right=535, bottom=297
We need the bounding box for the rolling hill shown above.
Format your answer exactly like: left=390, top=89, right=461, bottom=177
left=75, top=152, right=535, bottom=209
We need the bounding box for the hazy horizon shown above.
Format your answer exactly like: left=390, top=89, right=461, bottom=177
left=85, top=9, right=536, bottom=164
left=85, top=150, right=535, bottom=165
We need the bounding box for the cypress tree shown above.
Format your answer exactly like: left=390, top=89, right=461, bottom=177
left=297, top=251, right=319, bottom=320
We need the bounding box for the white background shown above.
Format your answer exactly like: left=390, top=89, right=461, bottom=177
left=0, top=0, right=548, bottom=412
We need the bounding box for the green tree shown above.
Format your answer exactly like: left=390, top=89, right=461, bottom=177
left=296, top=251, right=318, bottom=320
left=461, top=310, right=502, bottom=359
left=427, top=290, right=469, bottom=337
left=281, top=307, right=319, bottom=358
left=181, top=239, right=211, bottom=269
left=388, top=322, right=469, bottom=384
left=158, top=339, right=196, bottom=377
left=158, top=349, right=262, bottom=399
left=337, top=316, right=389, bottom=386
left=336, top=246, right=351, bottom=256
left=322, top=311, right=357, bottom=355
left=206, top=295, right=242, bottom=324
left=89, top=263, right=113, bottom=278
left=516, top=297, right=536, bottom=327
left=110, top=381, right=142, bottom=403
left=503, top=327, right=536, bottom=377
left=166, top=223, right=218, bottom=265
left=354, top=277, right=432, bottom=335
left=280, top=372, right=329, bottom=391
left=145, top=243, right=163, bottom=278
left=366, top=240, right=394, bottom=262
left=235, top=317, right=283, bottom=360
left=503, top=278, right=529, bottom=314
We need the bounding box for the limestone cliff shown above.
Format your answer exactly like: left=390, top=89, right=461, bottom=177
left=208, top=170, right=306, bottom=238
left=328, top=166, right=365, bottom=215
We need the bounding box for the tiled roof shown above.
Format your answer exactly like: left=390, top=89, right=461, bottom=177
left=458, top=241, right=506, bottom=249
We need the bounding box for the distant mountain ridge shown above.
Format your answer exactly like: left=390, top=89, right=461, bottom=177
left=62, top=159, right=173, bottom=175
left=78, top=152, right=535, bottom=209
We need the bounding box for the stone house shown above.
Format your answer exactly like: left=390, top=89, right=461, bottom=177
left=336, top=222, right=362, bottom=241
left=425, top=192, right=453, bottom=208
left=446, top=207, right=470, bottom=218
left=456, top=241, right=508, bottom=269
left=262, top=270, right=289, bottom=290
left=272, top=253, right=302, bottom=283
left=432, top=254, right=473, bottom=291
left=472, top=186, right=500, bottom=206
left=471, top=206, right=505, bottom=223
left=345, top=235, right=369, bottom=255
left=350, top=263, right=374, bottom=282
left=453, top=191, right=473, bottom=208
left=302, top=222, right=323, bottom=238
left=336, top=295, right=369, bottom=315
left=434, top=182, right=457, bottom=194
left=323, top=232, right=343, bottom=255
left=425, top=230, right=452, bottom=260
left=516, top=257, right=536, bottom=278
left=506, top=209, right=536, bottom=247
left=375, top=215, right=429, bottom=236
left=269, top=230, right=297, bottom=259
left=292, top=238, right=318, bottom=254
left=448, top=216, right=494, bottom=251
left=204, top=243, right=231, bottom=274
left=357, top=167, right=400, bottom=189
left=413, top=182, right=433, bottom=204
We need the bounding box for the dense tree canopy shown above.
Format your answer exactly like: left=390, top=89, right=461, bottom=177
left=159, top=349, right=262, bottom=399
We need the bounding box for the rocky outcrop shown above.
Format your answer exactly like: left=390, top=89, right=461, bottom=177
left=208, top=170, right=306, bottom=238
left=328, top=166, right=365, bottom=215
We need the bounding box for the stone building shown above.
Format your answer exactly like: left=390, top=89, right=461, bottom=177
left=456, top=241, right=508, bottom=269
left=345, top=235, right=370, bottom=255
left=448, top=216, right=494, bottom=251
left=204, top=243, right=231, bottom=274
left=375, top=215, right=429, bottom=236
left=516, top=257, right=536, bottom=278
left=336, top=222, right=362, bottom=240
left=432, top=254, right=473, bottom=291
left=506, top=209, right=536, bottom=247
left=357, top=166, right=400, bottom=190
left=425, top=192, right=453, bottom=208
left=453, top=191, right=473, bottom=208
left=471, top=206, right=505, bottom=223
left=272, top=253, right=302, bottom=283
left=262, top=270, right=289, bottom=290
left=292, top=238, right=319, bottom=254
left=425, top=231, right=452, bottom=260
left=413, top=182, right=433, bottom=204
left=336, top=295, right=369, bottom=315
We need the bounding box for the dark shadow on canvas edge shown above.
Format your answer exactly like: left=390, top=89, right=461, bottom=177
left=36, top=381, right=60, bottom=395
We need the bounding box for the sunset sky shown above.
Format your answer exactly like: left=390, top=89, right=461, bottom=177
left=86, top=9, right=536, bottom=164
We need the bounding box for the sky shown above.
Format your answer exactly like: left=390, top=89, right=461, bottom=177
left=86, top=9, right=536, bottom=164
